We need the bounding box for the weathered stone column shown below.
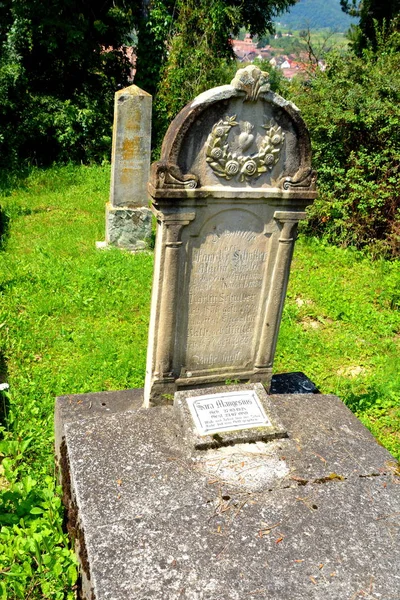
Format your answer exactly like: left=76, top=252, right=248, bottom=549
left=155, top=219, right=188, bottom=375
left=255, top=211, right=304, bottom=370
left=144, top=212, right=195, bottom=405
left=102, top=84, right=152, bottom=251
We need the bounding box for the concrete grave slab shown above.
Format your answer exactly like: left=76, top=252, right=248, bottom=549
left=55, top=390, right=400, bottom=600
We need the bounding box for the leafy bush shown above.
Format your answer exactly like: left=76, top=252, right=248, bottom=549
left=289, top=28, right=400, bottom=258
left=0, top=0, right=136, bottom=168
left=0, top=468, right=77, bottom=599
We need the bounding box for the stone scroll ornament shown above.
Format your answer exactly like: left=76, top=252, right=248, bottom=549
left=205, top=116, right=284, bottom=183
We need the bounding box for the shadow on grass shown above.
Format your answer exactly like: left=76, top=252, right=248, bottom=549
left=0, top=206, right=10, bottom=250
left=344, top=388, right=384, bottom=413
left=0, top=164, right=33, bottom=195
left=0, top=352, right=9, bottom=426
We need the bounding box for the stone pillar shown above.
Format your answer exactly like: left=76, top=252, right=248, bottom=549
left=144, top=212, right=195, bottom=406
left=255, top=211, right=304, bottom=370
left=153, top=220, right=186, bottom=378
left=103, top=84, right=152, bottom=251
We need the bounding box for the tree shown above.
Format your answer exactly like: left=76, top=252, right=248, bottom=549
left=136, top=0, right=298, bottom=96
left=135, top=0, right=297, bottom=151
left=0, top=0, right=139, bottom=166
left=0, top=0, right=298, bottom=166
left=257, top=34, right=271, bottom=48
left=341, top=0, right=400, bottom=52
left=298, top=28, right=337, bottom=72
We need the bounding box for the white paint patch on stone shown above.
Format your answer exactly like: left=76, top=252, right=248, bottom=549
left=195, top=440, right=290, bottom=491
left=95, top=241, right=108, bottom=250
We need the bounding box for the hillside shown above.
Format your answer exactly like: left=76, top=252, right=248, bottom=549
left=276, top=0, right=357, bottom=31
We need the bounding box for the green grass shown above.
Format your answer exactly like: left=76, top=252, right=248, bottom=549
left=276, top=239, right=400, bottom=458
left=266, top=27, right=350, bottom=56
left=0, top=164, right=399, bottom=597
left=0, top=165, right=153, bottom=598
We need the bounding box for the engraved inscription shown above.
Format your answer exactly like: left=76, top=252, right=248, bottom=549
left=183, top=210, right=268, bottom=371
left=187, top=390, right=272, bottom=435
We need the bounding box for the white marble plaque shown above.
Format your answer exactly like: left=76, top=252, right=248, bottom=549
left=187, top=390, right=272, bottom=436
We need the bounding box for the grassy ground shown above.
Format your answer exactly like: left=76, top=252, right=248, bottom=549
left=276, top=240, right=400, bottom=457
left=0, top=165, right=153, bottom=598
left=0, top=164, right=399, bottom=598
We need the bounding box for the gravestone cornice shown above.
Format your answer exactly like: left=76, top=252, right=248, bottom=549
left=149, top=66, right=317, bottom=200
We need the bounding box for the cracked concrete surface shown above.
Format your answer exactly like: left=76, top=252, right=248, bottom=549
left=55, top=391, right=400, bottom=599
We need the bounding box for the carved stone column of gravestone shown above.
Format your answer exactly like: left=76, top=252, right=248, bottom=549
left=102, top=85, right=152, bottom=251
left=144, top=66, right=317, bottom=406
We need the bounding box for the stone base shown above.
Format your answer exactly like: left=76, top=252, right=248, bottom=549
left=147, top=367, right=273, bottom=407
left=104, top=203, right=152, bottom=251
left=55, top=384, right=400, bottom=600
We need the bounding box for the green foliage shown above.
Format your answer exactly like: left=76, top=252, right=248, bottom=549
left=256, top=33, right=271, bottom=48
left=341, top=0, right=400, bottom=53
left=288, top=28, right=400, bottom=258
left=134, top=0, right=175, bottom=98
left=153, top=9, right=237, bottom=151
left=0, top=0, right=138, bottom=167
left=0, top=471, right=77, bottom=599
left=0, top=0, right=303, bottom=167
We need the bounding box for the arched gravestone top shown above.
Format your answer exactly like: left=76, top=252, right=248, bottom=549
left=149, top=65, right=316, bottom=199
left=145, top=66, right=317, bottom=406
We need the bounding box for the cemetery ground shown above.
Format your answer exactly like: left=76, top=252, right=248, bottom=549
left=0, top=164, right=399, bottom=598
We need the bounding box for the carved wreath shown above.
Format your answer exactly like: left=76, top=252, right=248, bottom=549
left=205, top=115, right=284, bottom=182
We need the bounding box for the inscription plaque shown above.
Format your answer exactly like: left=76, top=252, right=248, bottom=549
left=187, top=390, right=272, bottom=436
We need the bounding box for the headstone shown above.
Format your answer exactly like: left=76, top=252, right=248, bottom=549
left=145, top=66, right=317, bottom=405
left=102, top=84, right=152, bottom=251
